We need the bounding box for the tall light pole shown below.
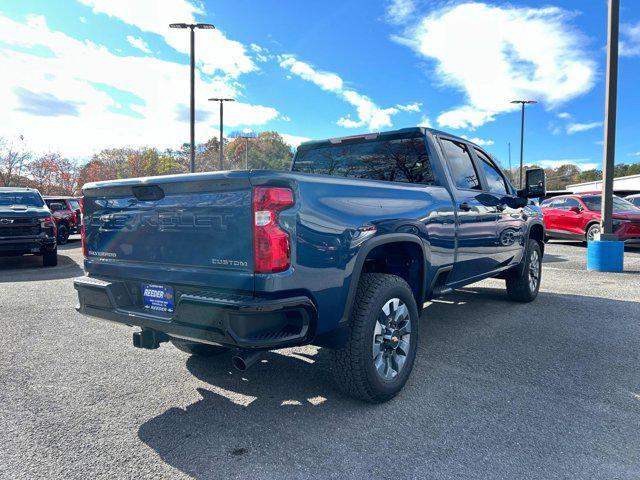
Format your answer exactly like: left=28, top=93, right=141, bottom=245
left=511, top=100, right=537, bottom=188
left=601, top=0, right=620, bottom=241
left=586, top=0, right=623, bottom=272
left=508, top=142, right=512, bottom=180
left=169, top=22, right=215, bottom=173
left=238, top=133, right=257, bottom=169
left=208, top=98, right=235, bottom=170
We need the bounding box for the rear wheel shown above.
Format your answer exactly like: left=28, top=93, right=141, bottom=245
left=57, top=224, right=70, bottom=245
left=506, top=239, right=541, bottom=302
left=171, top=339, right=229, bottom=357
left=42, top=247, right=58, bottom=267
left=332, top=273, right=419, bottom=403
left=586, top=223, right=601, bottom=243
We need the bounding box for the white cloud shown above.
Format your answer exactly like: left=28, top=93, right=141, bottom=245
left=77, top=0, right=256, bottom=77
left=535, top=159, right=599, bottom=171
left=79, top=16, right=87, bottom=24
left=566, top=122, right=602, bottom=135
left=387, top=0, right=416, bottom=25
left=396, top=102, right=421, bottom=112
left=418, top=115, right=432, bottom=128
left=0, top=14, right=279, bottom=158
left=395, top=3, right=596, bottom=130
left=461, top=136, right=494, bottom=147
left=279, top=56, right=343, bottom=91
left=250, top=43, right=273, bottom=63
left=280, top=55, right=415, bottom=130
left=280, top=133, right=311, bottom=148
left=620, top=21, right=640, bottom=57
left=557, top=112, right=571, bottom=119
left=126, top=35, right=151, bottom=54
left=437, top=106, right=495, bottom=130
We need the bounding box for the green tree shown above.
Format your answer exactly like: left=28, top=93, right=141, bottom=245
left=225, top=132, right=293, bottom=171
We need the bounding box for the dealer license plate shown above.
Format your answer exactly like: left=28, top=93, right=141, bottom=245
left=142, top=284, right=174, bottom=313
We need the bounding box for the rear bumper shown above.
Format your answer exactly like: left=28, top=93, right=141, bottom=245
left=74, top=276, right=316, bottom=349
left=0, top=236, right=56, bottom=256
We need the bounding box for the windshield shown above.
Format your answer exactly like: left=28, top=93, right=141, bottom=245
left=0, top=192, right=44, bottom=207
left=582, top=195, right=640, bottom=212
left=292, top=136, right=436, bottom=185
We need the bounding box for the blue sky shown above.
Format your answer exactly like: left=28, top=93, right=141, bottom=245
left=1, top=0, right=640, bottom=174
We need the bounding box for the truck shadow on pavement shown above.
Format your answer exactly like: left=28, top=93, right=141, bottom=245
left=137, top=286, right=640, bottom=480
left=0, top=253, right=83, bottom=282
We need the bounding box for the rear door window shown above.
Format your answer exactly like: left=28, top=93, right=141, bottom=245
left=292, top=136, right=436, bottom=184
left=562, top=198, right=581, bottom=210
left=440, top=139, right=481, bottom=190
left=553, top=198, right=566, bottom=209
left=474, top=149, right=507, bottom=195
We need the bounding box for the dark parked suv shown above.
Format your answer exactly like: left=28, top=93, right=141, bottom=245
left=44, top=196, right=82, bottom=245
left=0, top=187, right=58, bottom=266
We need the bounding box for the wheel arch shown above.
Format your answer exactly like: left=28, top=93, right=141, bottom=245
left=528, top=222, right=545, bottom=255
left=339, top=234, right=428, bottom=326
left=585, top=219, right=600, bottom=235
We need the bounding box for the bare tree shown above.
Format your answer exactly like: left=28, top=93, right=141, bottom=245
left=0, top=137, right=31, bottom=187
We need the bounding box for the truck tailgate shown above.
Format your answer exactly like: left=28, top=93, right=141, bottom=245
left=82, top=172, right=254, bottom=292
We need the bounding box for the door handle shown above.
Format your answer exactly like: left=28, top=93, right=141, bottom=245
left=459, top=202, right=472, bottom=212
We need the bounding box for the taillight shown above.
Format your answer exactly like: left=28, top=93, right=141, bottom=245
left=252, top=187, right=294, bottom=273
left=80, top=197, right=87, bottom=258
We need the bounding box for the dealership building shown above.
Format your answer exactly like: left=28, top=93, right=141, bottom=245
left=566, top=173, right=640, bottom=196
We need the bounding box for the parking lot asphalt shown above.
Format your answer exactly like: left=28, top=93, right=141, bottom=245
left=0, top=238, right=639, bottom=480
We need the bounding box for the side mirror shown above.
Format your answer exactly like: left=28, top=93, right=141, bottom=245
left=569, top=206, right=582, bottom=214
left=519, top=168, right=546, bottom=199
left=49, top=202, right=64, bottom=212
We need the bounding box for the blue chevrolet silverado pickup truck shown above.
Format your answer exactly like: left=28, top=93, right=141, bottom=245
left=74, top=127, right=546, bottom=402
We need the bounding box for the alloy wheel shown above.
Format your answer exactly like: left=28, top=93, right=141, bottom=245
left=587, top=225, right=600, bottom=242
left=529, top=249, right=540, bottom=292
left=372, top=298, right=412, bottom=380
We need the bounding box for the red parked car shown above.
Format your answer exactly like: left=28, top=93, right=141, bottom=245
left=43, top=196, right=82, bottom=245
left=540, top=193, right=640, bottom=243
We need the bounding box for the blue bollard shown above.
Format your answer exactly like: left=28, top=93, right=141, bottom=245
left=587, top=240, right=624, bottom=272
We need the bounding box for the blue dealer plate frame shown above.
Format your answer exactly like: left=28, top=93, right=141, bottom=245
left=142, top=284, right=175, bottom=313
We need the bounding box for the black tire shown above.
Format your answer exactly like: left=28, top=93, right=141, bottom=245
left=506, top=239, right=542, bottom=302
left=331, top=273, right=419, bottom=403
left=42, top=248, right=58, bottom=267
left=57, top=224, right=70, bottom=245
left=171, top=339, right=229, bottom=357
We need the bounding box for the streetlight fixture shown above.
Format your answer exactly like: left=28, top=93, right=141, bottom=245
left=169, top=22, right=215, bottom=173
left=208, top=98, right=235, bottom=170
left=511, top=99, right=537, bottom=188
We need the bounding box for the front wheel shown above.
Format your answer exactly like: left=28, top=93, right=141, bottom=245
left=331, top=273, right=419, bottom=403
left=505, top=239, right=542, bottom=302
left=57, top=224, right=69, bottom=245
